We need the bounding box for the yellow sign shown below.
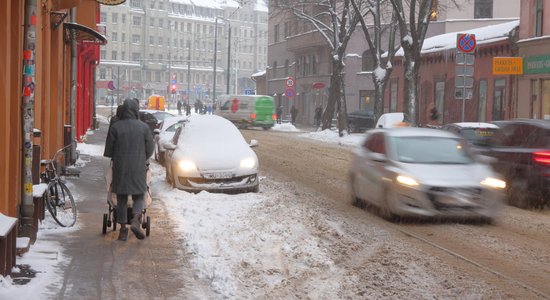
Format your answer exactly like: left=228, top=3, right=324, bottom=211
left=493, top=57, right=523, bottom=75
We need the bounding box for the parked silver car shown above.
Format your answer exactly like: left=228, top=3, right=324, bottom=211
left=164, top=114, right=260, bottom=193
left=349, top=127, right=505, bottom=221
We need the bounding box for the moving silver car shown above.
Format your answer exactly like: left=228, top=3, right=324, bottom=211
left=349, top=127, right=505, bottom=221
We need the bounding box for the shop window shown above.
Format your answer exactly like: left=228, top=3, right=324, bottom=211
left=359, top=90, right=375, bottom=112
left=493, top=79, right=506, bottom=121
left=542, top=79, right=550, bottom=120
left=478, top=79, right=487, bottom=121
left=434, top=80, right=445, bottom=123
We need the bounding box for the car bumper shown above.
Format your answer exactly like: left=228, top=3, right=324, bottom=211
left=390, top=184, right=504, bottom=219
left=175, top=173, right=259, bottom=193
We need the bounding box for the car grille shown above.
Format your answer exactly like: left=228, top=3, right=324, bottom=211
left=426, top=187, right=482, bottom=210
left=178, top=174, right=257, bottom=187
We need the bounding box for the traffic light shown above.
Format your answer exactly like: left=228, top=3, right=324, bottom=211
left=171, top=84, right=177, bottom=94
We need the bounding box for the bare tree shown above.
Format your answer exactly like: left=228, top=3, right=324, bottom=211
left=272, top=0, right=360, bottom=135
left=350, top=0, right=398, bottom=121
left=388, top=0, right=435, bottom=124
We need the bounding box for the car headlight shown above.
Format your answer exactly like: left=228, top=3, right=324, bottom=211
left=240, top=157, right=256, bottom=169
left=396, top=175, right=419, bottom=187
left=178, top=160, right=197, bottom=172
left=480, top=177, right=506, bottom=189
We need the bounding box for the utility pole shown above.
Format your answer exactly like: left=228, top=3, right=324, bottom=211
left=226, top=23, right=231, bottom=95
left=213, top=17, right=219, bottom=101
left=187, top=44, right=191, bottom=106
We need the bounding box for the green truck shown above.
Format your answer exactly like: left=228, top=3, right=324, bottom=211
left=216, top=95, right=276, bottom=129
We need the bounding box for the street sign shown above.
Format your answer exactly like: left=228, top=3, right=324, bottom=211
left=244, top=89, right=254, bottom=95
left=493, top=57, right=523, bottom=75
left=285, top=87, right=295, bottom=98
left=286, top=77, right=295, bottom=87
left=171, top=79, right=177, bottom=84
left=457, top=34, right=476, bottom=53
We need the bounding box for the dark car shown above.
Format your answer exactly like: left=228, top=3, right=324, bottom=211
left=139, top=110, right=175, bottom=132
left=482, top=119, right=550, bottom=208
left=441, top=122, right=499, bottom=152
left=347, top=110, right=376, bottom=133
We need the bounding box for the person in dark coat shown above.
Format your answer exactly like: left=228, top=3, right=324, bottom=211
left=276, top=105, right=283, bottom=124
left=290, top=105, right=299, bottom=125
left=104, top=98, right=154, bottom=241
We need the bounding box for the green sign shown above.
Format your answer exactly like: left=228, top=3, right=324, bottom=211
left=523, top=55, right=550, bottom=75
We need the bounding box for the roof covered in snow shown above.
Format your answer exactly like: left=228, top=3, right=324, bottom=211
left=251, top=70, right=266, bottom=77
left=394, top=20, right=519, bottom=56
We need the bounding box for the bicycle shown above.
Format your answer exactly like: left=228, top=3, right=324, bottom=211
left=40, top=144, right=77, bottom=227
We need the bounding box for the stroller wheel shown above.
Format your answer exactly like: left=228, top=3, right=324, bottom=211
left=145, top=216, right=151, bottom=236
left=102, top=213, right=108, bottom=235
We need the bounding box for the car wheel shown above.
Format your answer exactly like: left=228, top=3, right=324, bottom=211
left=251, top=184, right=259, bottom=193
left=165, top=164, right=172, bottom=185
left=349, top=173, right=362, bottom=208
left=158, top=151, right=165, bottom=166
left=349, top=122, right=357, bottom=133
left=379, top=188, right=397, bottom=221
left=507, top=177, right=531, bottom=209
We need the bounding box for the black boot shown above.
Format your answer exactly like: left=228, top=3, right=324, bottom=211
left=118, top=227, right=128, bottom=241
left=130, top=213, right=145, bottom=240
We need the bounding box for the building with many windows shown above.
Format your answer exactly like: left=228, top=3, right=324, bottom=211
left=267, top=0, right=521, bottom=125
left=516, top=0, right=550, bottom=120
left=97, top=0, right=268, bottom=106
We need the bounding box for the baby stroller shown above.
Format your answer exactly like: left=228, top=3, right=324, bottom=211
left=102, top=163, right=152, bottom=236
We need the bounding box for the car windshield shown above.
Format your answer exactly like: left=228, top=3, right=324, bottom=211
left=390, top=136, right=473, bottom=164
left=460, top=128, right=497, bottom=146
left=153, top=112, right=174, bottom=121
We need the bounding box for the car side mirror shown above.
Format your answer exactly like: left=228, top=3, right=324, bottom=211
left=369, top=152, right=387, bottom=162
left=249, top=139, right=259, bottom=147
left=153, top=129, right=160, bottom=135
left=164, top=142, right=177, bottom=151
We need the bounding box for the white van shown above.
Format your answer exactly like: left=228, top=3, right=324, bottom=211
left=375, top=112, right=409, bottom=128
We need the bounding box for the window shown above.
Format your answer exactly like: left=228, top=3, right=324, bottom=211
left=493, top=78, right=506, bottom=121
left=542, top=79, right=550, bottom=120
left=434, top=80, right=445, bottom=124
left=272, top=61, right=278, bottom=78
left=478, top=79, right=488, bottom=121
left=121, top=33, right=126, bottom=42
left=112, top=51, right=117, bottom=60
left=132, top=34, right=140, bottom=44
left=100, top=12, right=107, bottom=23
left=285, top=59, right=289, bottom=76
left=149, top=36, right=154, bottom=45
left=474, top=0, right=493, bottom=19
left=121, top=51, right=126, bottom=60
left=390, top=80, right=398, bottom=113
left=535, top=0, right=544, bottom=37
left=359, top=90, right=375, bottom=112
left=132, top=52, right=140, bottom=61
left=99, top=68, right=106, bottom=79
left=133, top=16, right=141, bottom=26
left=100, top=50, right=106, bottom=59
left=274, top=24, right=279, bottom=43
left=122, top=15, right=126, bottom=24
left=130, top=0, right=141, bottom=8
left=112, top=13, right=118, bottom=24
left=112, top=32, right=117, bottom=42
left=362, top=50, right=375, bottom=71
left=132, top=70, right=141, bottom=81
left=158, top=19, right=163, bottom=28
left=150, top=17, right=155, bottom=27
left=429, top=0, right=439, bottom=21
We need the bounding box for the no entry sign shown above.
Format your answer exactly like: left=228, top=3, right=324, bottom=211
left=457, top=34, right=476, bottom=53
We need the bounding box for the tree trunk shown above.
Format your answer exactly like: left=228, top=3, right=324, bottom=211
left=402, top=53, right=419, bottom=124
left=321, top=60, right=345, bottom=131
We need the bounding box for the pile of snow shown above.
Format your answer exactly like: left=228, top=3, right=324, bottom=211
left=271, top=123, right=299, bottom=132
left=299, top=129, right=364, bottom=147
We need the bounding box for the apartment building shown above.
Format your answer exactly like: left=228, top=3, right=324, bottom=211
left=267, top=0, right=520, bottom=125
left=97, top=0, right=268, bottom=105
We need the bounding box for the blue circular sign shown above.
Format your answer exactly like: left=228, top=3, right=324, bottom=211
left=457, top=34, right=476, bottom=53
left=285, top=87, right=295, bottom=98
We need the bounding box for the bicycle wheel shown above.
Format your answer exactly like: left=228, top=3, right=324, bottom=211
left=45, top=180, right=77, bottom=227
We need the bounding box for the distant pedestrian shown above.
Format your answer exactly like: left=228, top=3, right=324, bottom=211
left=104, top=99, right=154, bottom=241
left=276, top=105, right=283, bottom=124
left=177, top=100, right=183, bottom=115
left=185, top=103, right=191, bottom=116
left=290, top=105, right=299, bottom=125
left=314, top=105, right=322, bottom=127
left=427, top=102, right=439, bottom=126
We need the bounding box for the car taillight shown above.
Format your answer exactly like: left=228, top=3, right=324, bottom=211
left=533, top=151, right=550, bottom=165
left=250, top=113, right=256, bottom=120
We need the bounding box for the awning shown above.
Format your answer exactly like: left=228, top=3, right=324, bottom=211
left=95, top=0, right=127, bottom=5
left=63, top=22, right=107, bottom=45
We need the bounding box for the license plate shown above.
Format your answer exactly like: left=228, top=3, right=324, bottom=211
left=202, top=172, right=233, bottom=179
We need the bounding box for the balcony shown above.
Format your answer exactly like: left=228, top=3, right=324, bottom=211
left=285, top=30, right=327, bottom=52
